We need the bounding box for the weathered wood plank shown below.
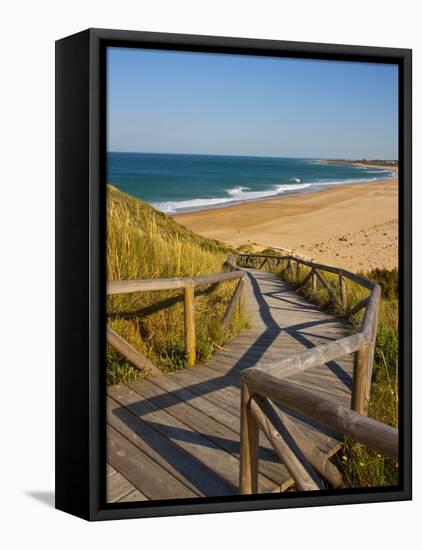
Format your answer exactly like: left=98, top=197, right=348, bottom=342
left=118, top=489, right=148, bottom=502
left=108, top=426, right=197, bottom=500
left=107, top=395, right=234, bottom=496
left=127, top=378, right=280, bottom=491
left=108, top=384, right=242, bottom=493
left=174, top=366, right=343, bottom=456
left=159, top=368, right=342, bottom=467
left=148, top=372, right=293, bottom=488
left=106, top=264, right=378, bottom=501
left=109, top=383, right=272, bottom=493
left=107, top=470, right=139, bottom=502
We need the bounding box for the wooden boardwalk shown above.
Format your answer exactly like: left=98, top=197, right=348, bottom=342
left=107, top=267, right=355, bottom=502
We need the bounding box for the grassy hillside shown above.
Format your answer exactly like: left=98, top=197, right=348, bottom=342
left=106, top=185, right=248, bottom=384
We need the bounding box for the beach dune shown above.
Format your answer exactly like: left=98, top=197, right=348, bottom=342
left=175, top=177, right=398, bottom=272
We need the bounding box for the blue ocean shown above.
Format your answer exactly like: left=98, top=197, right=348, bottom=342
left=107, top=153, right=395, bottom=214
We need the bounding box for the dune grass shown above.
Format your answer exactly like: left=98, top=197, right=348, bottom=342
left=278, top=261, right=399, bottom=488
left=338, top=269, right=399, bottom=488
left=106, top=185, right=248, bottom=384
left=249, top=255, right=399, bottom=488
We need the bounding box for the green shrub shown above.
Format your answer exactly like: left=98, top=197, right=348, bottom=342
left=374, top=325, right=399, bottom=378
left=360, top=268, right=398, bottom=301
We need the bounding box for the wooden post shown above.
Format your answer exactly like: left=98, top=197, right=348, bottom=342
left=227, top=255, right=237, bottom=271
left=339, top=275, right=347, bottom=308
left=296, top=261, right=301, bottom=278
left=288, top=258, right=294, bottom=278
left=351, top=345, right=370, bottom=415
left=350, top=296, right=369, bottom=315
left=222, top=278, right=245, bottom=330
left=311, top=269, right=318, bottom=291
left=239, top=382, right=259, bottom=494
left=315, top=270, right=341, bottom=307
left=184, top=284, right=196, bottom=367
left=278, top=408, right=342, bottom=487
left=106, top=326, right=162, bottom=376
left=250, top=396, right=322, bottom=491
left=365, top=294, right=381, bottom=406
left=297, top=268, right=313, bottom=289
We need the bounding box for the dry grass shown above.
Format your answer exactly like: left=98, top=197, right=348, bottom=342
left=106, top=186, right=248, bottom=384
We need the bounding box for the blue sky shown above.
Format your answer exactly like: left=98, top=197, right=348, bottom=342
left=107, top=47, right=398, bottom=159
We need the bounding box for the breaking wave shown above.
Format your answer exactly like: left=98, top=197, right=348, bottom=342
left=153, top=182, right=312, bottom=213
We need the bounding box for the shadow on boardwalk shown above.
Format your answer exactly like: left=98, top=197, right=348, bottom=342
left=107, top=268, right=354, bottom=501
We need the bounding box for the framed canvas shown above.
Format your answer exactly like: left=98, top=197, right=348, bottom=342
left=55, top=28, right=412, bottom=521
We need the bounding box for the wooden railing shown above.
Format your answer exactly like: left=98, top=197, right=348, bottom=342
left=238, top=253, right=381, bottom=415
left=236, top=253, right=397, bottom=493
left=106, top=256, right=244, bottom=372
left=239, top=373, right=399, bottom=493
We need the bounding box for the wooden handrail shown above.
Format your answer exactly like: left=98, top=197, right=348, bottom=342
left=237, top=252, right=381, bottom=416
left=236, top=251, right=387, bottom=494
left=252, top=332, right=368, bottom=379
left=240, top=369, right=398, bottom=458
left=238, top=253, right=376, bottom=290
left=107, top=268, right=244, bottom=295
left=239, top=373, right=398, bottom=493
left=107, top=257, right=245, bottom=369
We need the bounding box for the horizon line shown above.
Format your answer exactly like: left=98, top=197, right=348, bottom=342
left=107, top=151, right=397, bottom=161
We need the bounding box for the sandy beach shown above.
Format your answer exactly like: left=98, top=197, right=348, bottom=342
left=175, top=177, right=398, bottom=272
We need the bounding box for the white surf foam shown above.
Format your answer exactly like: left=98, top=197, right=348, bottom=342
left=314, top=177, right=378, bottom=186
left=226, top=186, right=251, bottom=195
left=152, top=168, right=395, bottom=214
left=153, top=182, right=312, bottom=213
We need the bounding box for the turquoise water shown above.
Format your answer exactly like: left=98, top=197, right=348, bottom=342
left=107, top=153, right=395, bottom=214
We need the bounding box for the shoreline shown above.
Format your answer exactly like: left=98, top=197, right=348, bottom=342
left=175, top=176, right=398, bottom=272
left=162, top=173, right=395, bottom=215
left=157, top=162, right=397, bottom=215
left=320, top=159, right=398, bottom=171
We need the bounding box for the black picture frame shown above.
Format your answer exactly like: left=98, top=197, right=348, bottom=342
left=55, top=28, right=412, bottom=521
